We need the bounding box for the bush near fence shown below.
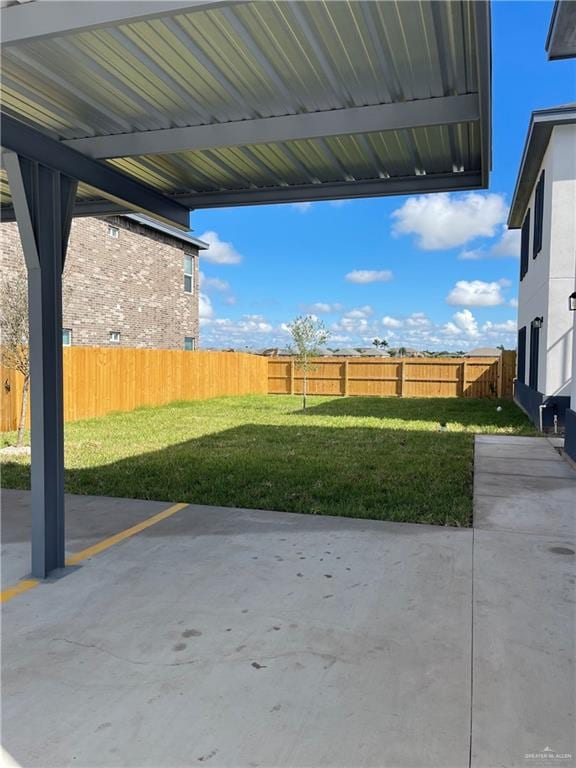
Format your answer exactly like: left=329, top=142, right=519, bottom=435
left=1, top=348, right=268, bottom=432
left=268, top=352, right=516, bottom=400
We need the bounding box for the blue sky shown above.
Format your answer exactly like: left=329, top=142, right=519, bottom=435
left=192, top=1, right=576, bottom=352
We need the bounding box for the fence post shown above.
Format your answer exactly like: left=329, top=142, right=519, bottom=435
left=399, top=360, right=406, bottom=397
left=461, top=361, right=467, bottom=397
left=496, top=354, right=503, bottom=399
left=343, top=360, right=349, bottom=396
left=290, top=359, right=295, bottom=395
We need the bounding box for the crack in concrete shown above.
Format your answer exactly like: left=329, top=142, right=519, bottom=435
left=51, top=638, right=197, bottom=667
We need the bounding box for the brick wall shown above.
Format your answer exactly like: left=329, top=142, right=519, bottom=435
left=0, top=215, right=200, bottom=350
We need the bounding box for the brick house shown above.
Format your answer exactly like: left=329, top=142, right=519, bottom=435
left=1, top=213, right=207, bottom=350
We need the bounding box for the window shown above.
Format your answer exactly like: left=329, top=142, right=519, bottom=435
left=520, top=209, right=530, bottom=280
left=533, top=170, right=545, bottom=258
left=529, top=318, right=542, bottom=390
left=108, top=225, right=119, bottom=239
left=62, top=328, right=72, bottom=346
left=184, top=254, right=194, bottom=294
left=517, top=326, right=526, bottom=384
left=184, top=336, right=196, bottom=351
left=109, top=331, right=121, bottom=343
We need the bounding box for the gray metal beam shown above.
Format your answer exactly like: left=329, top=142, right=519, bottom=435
left=1, top=1, right=239, bottom=46
left=4, top=154, right=77, bottom=578
left=182, top=171, right=483, bottom=209
left=1, top=113, right=190, bottom=230
left=65, top=95, right=480, bottom=160
left=1, top=169, right=484, bottom=220
left=473, top=0, right=492, bottom=189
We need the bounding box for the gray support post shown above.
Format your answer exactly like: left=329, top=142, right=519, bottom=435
left=4, top=154, right=77, bottom=578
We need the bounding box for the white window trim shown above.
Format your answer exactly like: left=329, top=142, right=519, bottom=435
left=62, top=328, right=72, bottom=346
left=109, top=331, right=121, bottom=343
left=108, top=224, right=119, bottom=239
left=184, top=253, right=194, bottom=294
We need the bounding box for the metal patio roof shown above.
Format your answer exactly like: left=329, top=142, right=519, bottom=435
left=546, top=0, right=576, bottom=60
left=0, top=0, right=492, bottom=219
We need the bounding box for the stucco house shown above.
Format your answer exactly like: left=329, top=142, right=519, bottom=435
left=508, top=104, right=576, bottom=438
left=1, top=213, right=207, bottom=350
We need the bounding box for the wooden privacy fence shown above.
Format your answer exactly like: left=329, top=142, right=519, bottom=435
left=1, top=348, right=268, bottom=432
left=269, top=352, right=516, bottom=400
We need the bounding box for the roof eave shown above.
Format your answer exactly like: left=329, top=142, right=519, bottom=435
left=508, top=106, right=576, bottom=229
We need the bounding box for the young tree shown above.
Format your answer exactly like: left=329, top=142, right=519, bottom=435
left=0, top=270, right=30, bottom=447
left=287, top=315, right=329, bottom=409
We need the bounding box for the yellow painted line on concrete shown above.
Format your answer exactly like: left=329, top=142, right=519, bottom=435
left=0, top=502, right=188, bottom=604
left=0, top=578, right=40, bottom=604
left=66, top=502, right=188, bottom=565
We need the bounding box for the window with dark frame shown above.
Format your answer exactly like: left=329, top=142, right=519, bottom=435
left=517, top=326, right=526, bottom=384
left=520, top=209, right=530, bottom=280
left=184, top=336, right=195, bottom=351
left=184, top=254, right=194, bottom=294
left=533, top=170, right=545, bottom=258
left=528, top=319, right=541, bottom=390
left=109, top=331, right=121, bottom=343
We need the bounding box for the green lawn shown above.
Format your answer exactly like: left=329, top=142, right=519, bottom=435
left=1, top=395, right=535, bottom=527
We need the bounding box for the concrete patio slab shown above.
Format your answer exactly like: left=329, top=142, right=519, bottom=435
left=475, top=442, right=563, bottom=461
left=1, top=490, right=473, bottom=768
left=474, top=494, right=576, bottom=537
left=1, top=489, right=171, bottom=585
left=474, top=456, right=576, bottom=479
left=471, top=435, right=575, bottom=767
left=471, top=529, right=575, bottom=767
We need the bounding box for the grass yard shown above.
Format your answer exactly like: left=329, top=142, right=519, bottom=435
left=1, top=395, right=535, bottom=527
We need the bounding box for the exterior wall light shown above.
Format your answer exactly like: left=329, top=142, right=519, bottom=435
left=532, top=316, right=544, bottom=329
left=570, top=292, right=576, bottom=311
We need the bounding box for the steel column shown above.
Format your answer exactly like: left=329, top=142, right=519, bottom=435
left=4, top=154, right=77, bottom=578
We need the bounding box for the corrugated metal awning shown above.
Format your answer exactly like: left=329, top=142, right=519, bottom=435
left=1, top=0, right=492, bottom=216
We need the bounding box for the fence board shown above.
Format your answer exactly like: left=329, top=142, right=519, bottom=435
left=1, top=348, right=268, bottom=432
left=268, top=355, right=515, bottom=401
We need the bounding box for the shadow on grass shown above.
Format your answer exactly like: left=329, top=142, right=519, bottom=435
left=2, top=422, right=476, bottom=527
left=300, top=396, right=533, bottom=431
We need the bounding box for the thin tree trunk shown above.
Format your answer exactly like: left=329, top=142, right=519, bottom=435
left=17, top=373, right=29, bottom=448
left=303, top=370, right=307, bottom=410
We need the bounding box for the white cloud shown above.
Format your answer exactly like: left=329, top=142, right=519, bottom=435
left=291, top=202, right=313, bottom=213
left=382, top=315, right=403, bottom=328
left=345, top=270, right=393, bottom=284
left=442, top=309, right=480, bottom=338
left=344, top=305, right=374, bottom=319
left=199, top=293, right=215, bottom=320
left=491, top=227, right=521, bottom=257
left=458, top=227, right=521, bottom=260
left=198, top=231, right=243, bottom=264
left=392, top=192, right=508, bottom=250
left=302, top=302, right=342, bottom=314
left=446, top=280, right=506, bottom=307
left=509, top=297, right=518, bottom=308
left=482, top=319, right=517, bottom=334
left=405, top=312, right=431, bottom=328
left=200, top=273, right=230, bottom=292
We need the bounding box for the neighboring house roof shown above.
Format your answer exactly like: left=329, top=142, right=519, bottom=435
left=546, top=0, right=576, bottom=60
left=508, top=104, right=576, bottom=228
left=331, top=348, right=361, bottom=357
left=466, top=347, right=502, bottom=357
left=121, top=213, right=209, bottom=250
